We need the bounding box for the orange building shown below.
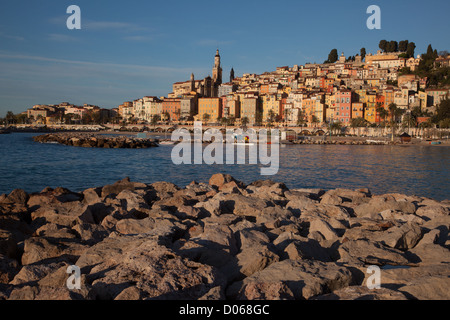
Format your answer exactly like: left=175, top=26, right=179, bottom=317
left=259, top=84, right=270, bottom=95
left=162, top=98, right=181, bottom=121
left=352, top=102, right=364, bottom=119
left=376, top=94, right=385, bottom=123
left=198, top=97, right=222, bottom=123
left=383, top=89, right=395, bottom=109
left=335, top=89, right=352, bottom=124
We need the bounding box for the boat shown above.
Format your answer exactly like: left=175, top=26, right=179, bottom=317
left=430, top=141, right=442, bottom=145
left=0, top=129, right=11, bottom=134
left=233, top=142, right=255, bottom=146
left=158, top=140, right=176, bottom=145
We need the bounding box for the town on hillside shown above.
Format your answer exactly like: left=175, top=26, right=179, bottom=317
left=4, top=41, right=450, bottom=132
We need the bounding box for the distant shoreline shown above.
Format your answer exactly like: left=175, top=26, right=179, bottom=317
left=24, top=131, right=450, bottom=147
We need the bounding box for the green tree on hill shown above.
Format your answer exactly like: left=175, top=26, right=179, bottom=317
left=379, top=40, right=388, bottom=52
left=386, top=41, right=398, bottom=53
left=406, top=42, right=416, bottom=58
left=399, top=40, right=409, bottom=53
left=432, top=99, right=450, bottom=128
left=324, top=49, right=338, bottom=64
left=360, top=48, right=366, bottom=61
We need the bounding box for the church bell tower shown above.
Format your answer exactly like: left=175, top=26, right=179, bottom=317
left=212, top=49, right=222, bottom=85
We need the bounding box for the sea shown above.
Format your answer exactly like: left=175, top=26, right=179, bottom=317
left=0, top=133, right=448, bottom=201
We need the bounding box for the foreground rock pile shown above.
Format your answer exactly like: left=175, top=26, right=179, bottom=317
left=0, top=174, right=449, bottom=300
left=33, top=133, right=158, bottom=148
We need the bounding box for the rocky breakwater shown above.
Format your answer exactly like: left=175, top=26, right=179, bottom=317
left=0, top=174, right=449, bottom=300
left=33, top=133, right=158, bottom=149
left=293, top=139, right=388, bottom=145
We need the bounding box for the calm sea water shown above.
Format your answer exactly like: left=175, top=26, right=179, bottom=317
left=0, top=133, right=448, bottom=200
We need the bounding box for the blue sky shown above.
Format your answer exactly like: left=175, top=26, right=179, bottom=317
left=0, top=0, right=449, bottom=115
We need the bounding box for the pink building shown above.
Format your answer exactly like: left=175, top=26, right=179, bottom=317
left=335, top=90, right=352, bottom=124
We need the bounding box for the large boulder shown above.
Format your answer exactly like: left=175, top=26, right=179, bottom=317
left=282, top=238, right=336, bottom=262
left=353, top=195, right=416, bottom=217
left=379, top=264, right=450, bottom=300
left=308, top=218, right=340, bottom=241
left=321, top=188, right=370, bottom=205
left=209, top=173, right=244, bottom=190
left=338, top=239, right=410, bottom=266
left=3, top=189, right=29, bottom=206
left=30, top=202, right=95, bottom=227
left=87, top=238, right=226, bottom=300
left=227, top=259, right=353, bottom=300
left=314, top=285, right=408, bottom=300
left=101, top=178, right=148, bottom=198
left=379, top=222, right=423, bottom=250
left=21, top=237, right=86, bottom=265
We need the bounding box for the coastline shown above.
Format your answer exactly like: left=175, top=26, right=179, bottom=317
left=0, top=174, right=448, bottom=300
left=26, top=131, right=450, bottom=147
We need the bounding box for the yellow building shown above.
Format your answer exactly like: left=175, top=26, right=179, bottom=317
left=418, top=91, right=428, bottom=110
left=241, top=97, right=261, bottom=125
left=352, top=102, right=365, bottom=119
left=383, top=89, right=395, bottom=109
left=313, top=100, right=326, bottom=123
left=302, top=98, right=315, bottom=123
left=198, top=98, right=222, bottom=123
left=367, top=78, right=380, bottom=87
left=261, top=94, right=281, bottom=123
left=355, top=89, right=367, bottom=104
left=364, top=93, right=377, bottom=124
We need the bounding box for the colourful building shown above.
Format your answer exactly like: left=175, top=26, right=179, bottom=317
left=376, top=94, right=386, bottom=123
left=383, top=89, right=395, bottom=109
left=364, top=93, right=378, bottom=124
left=198, top=97, right=222, bottom=123
left=162, top=98, right=181, bottom=121
left=262, top=94, right=281, bottom=123
left=335, top=90, right=352, bottom=124
left=351, top=102, right=364, bottom=119
left=240, top=97, right=261, bottom=125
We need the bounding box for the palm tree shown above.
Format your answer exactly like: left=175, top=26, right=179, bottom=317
left=267, top=109, right=276, bottom=128
left=163, top=111, right=171, bottom=124
left=402, top=113, right=416, bottom=131
left=36, top=114, right=45, bottom=125
left=220, top=117, right=229, bottom=129
left=350, top=117, right=368, bottom=136
left=388, top=103, right=405, bottom=142
left=330, top=121, right=342, bottom=135
left=228, top=116, right=236, bottom=127
left=376, top=105, right=389, bottom=135
left=202, top=113, right=210, bottom=125
left=296, top=109, right=306, bottom=128
left=151, top=114, right=160, bottom=129
left=175, top=109, right=181, bottom=123
left=311, top=115, right=319, bottom=128
left=283, top=109, right=291, bottom=129
left=64, top=113, right=75, bottom=124
left=241, top=116, right=249, bottom=130
left=5, top=111, right=15, bottom=125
